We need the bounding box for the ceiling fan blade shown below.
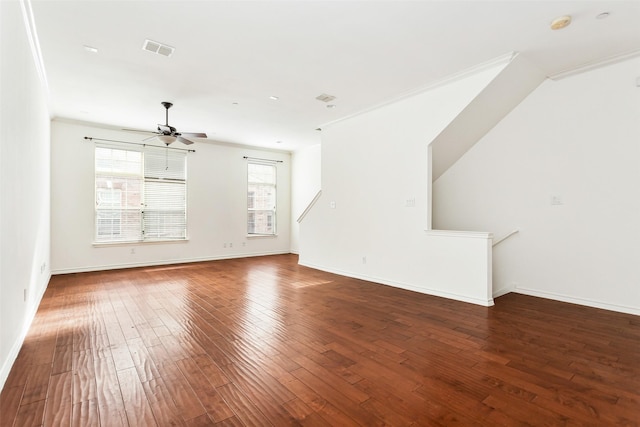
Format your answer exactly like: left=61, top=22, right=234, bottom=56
left=122, top=128, right=158, bottom=135
left=180, top=132, right=207, bottom=138
left=177, top=136, right=194, bottom=145
left=143, top=135, right=158, bottom=142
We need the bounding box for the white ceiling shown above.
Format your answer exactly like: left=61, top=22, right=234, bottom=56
left=31, top=1, right=640, bottom=152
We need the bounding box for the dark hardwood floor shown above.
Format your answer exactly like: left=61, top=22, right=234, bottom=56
left=1, top=254, right=638, bottom=426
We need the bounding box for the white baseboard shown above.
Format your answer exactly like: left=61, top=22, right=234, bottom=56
left=0, top=273, right=50, bottom=392
left=492, top=287, right=513, bottom=299
left=515, top=287, right=640, bottom=316
left=299, top=260, right=494, bottom=307
left=51, top=251, right=291, bottom=275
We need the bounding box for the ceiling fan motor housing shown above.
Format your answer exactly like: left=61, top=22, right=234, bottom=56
left=157, top=124, right=178, bottom=135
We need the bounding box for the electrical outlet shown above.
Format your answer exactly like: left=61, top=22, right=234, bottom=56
left=229, top=243, right=233, bottom=248
left=223, top=243, right=227, bottom=248
left=550, top=195, right=564, bottom=205
left=362, top=256, right=367, bottom=264
left=130, top=248, right=136, bottom=254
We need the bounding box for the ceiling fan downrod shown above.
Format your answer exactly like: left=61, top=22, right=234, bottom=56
left=161, top=101, right=173, bottom=126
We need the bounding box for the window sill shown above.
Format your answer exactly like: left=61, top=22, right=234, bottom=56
left=246, top=234, right=277, bottom=239
left=93, top=239, right=189, bottom=248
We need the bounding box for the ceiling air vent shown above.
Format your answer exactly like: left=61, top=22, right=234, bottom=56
left=142, top=39, right=174, bottom=57
left=315, top=93, right=336, bottom=103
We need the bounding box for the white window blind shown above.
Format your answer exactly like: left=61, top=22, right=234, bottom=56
left=247, top=161, right=276, bottom=235
left=143, top=148, right=187, bottom=241
left=95, top=145, right=187, bottom=243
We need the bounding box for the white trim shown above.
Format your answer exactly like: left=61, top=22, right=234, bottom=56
left=492, top=287, right=513, bottom=299
left=299, top=261, right=494, bottom=307
left=492, top=229, right=519, bottom=247
left=0, top=273, right=50, bottom=391
left=425, top=229, right=493, bottom=240
left=92, top=239, right=189, bottom=248
left=54, top=118, right=294, bottom=155
left=297, top=190, right=322, bottom=223
left=50, top=251, right=290, bottom=275
left=514, top=287, right=640, bottom=316
left=319, top=52, right=516, bottom=130
left=18, top=0, right=49, bottom=93
left=426, top=144, right=433, bottom=230
left=548, top=48, right=640, bottom=80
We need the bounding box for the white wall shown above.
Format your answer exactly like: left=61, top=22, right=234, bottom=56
left=51, top=120, right=291, bottom=273
left=299, top=63, right=508, bottom=306
left=433, top=57, right=640, bottom=315
left=290, top=143, right=321, bottom=254
left=0, top=0, right=52, bottom=390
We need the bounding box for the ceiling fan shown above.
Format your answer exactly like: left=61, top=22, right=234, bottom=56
left=124, top=101, right=207, bottom=145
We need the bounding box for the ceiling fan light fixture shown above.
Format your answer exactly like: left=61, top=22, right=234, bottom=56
left=157, top=135, right=177, bottom=145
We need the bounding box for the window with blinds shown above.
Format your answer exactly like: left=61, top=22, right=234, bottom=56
left=143, top=147, right=187, bottom=241
left=247, top=162, right=276, bottom=235
left=95, top=145, right=187, bottom=243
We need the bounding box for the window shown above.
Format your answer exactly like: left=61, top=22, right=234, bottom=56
left=95, top=147, right=143, bottom=242
left=247, top=162, right=276, bottom=235
left=95, top=145, right=187, bottom=243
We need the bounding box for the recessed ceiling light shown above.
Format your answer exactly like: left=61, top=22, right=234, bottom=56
left=232, top=102, right=239, bottom=106
left=550, top=15, right=572, bottom=30
left=269, top=96, right=279, bottom=101
left=276, top=140, right=283, bottom=144
left=596, top=12, right=610, bottom=19
left=326, top=104, right=336, bottom=109
left=83, top=45, right=98, bottom=53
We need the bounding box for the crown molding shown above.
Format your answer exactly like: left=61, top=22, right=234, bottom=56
left=319, top=52, right=517, bottom=130
left=548, top=49, right=640, bottom=80
left=19, top=0, right=49, bottom=93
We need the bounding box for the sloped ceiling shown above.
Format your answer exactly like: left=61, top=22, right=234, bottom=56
left=30, top=0, right=640, bottom=151
left=431, top=53, right=547, bottom=181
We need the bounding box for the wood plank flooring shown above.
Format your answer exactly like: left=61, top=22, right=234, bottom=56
left=1, top=254, right=638, bottom=426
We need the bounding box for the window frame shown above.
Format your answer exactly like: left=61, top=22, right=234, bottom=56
left=94, top=144, right=188, bottom=244
left=247, top=161, right=277, bottom=236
